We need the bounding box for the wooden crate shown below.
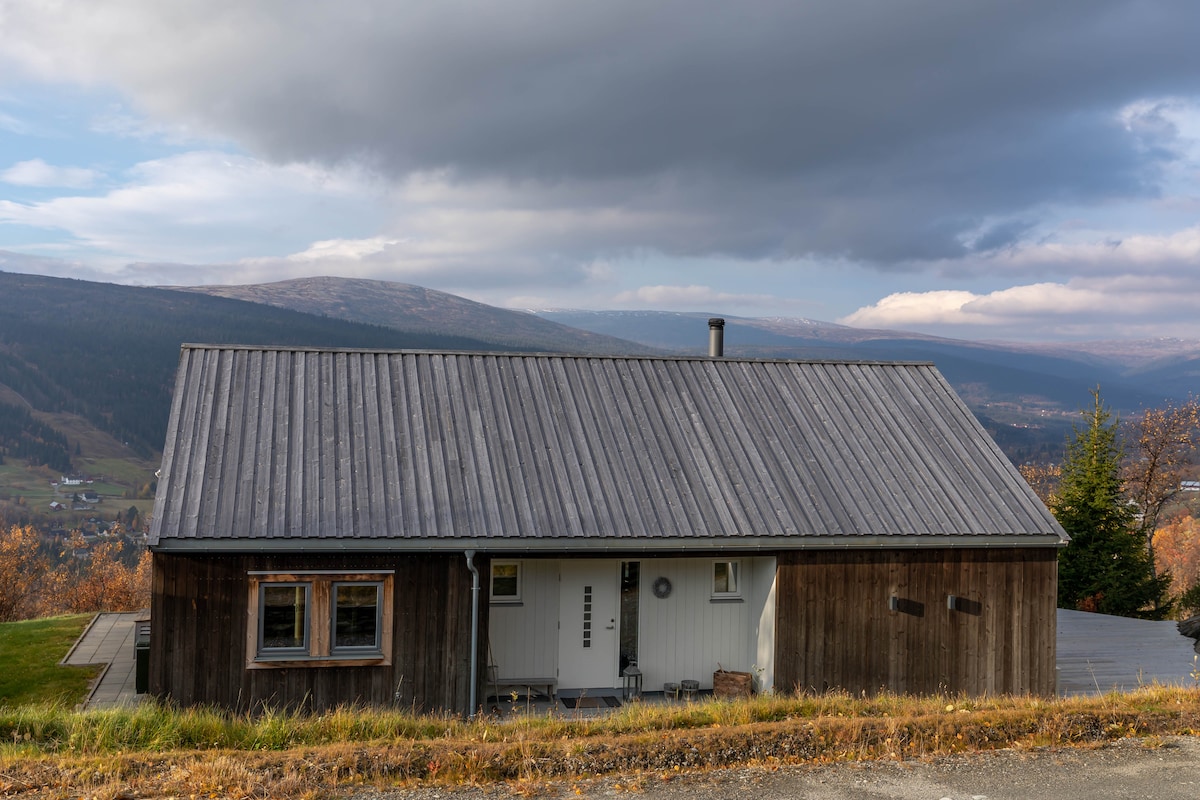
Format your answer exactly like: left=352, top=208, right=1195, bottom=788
left=713, top=669, right=753, bottom=698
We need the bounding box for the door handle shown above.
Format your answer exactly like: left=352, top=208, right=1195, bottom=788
left=605, top=619, right=615, bottom=630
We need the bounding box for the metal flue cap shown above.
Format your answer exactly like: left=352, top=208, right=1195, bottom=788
left=708, top=318, right=725, bottom=357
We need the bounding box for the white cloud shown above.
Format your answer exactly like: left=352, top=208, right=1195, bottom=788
left=841, top=272, right=1200, bottom=340
left=0, top=151, right=385, bottom=266
left=613, top=284, right=779, bottom=309
left=840, top=291, right=985, bottom=327
left=0, top=111, right=33, bottom=135
left=89, top=104, right=219, bottom=147
left=2, top=158, right=99, bottom=188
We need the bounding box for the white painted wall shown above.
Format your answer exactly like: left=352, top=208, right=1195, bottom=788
left=636, top=557, right=773, bottom=693
left=487, top=559, right=559, bottom=680
left=751, top=557, right=777, bottom=692
left=486, top=556, right=778, bottom=694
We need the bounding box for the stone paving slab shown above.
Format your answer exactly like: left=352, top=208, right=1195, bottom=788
left=62, top=611, right=146, bottom=709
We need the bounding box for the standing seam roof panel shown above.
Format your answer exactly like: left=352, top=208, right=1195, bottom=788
left=149, top=347, right=1066, bottom=546
left=719, top=362, right=822, bottom=536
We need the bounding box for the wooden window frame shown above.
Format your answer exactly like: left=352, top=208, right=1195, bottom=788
left=246, top=571, right=393, bottom=669
left=489, top=560, right=522, bottom=604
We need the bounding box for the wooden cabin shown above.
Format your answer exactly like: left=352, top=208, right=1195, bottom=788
left=148, top=344, right=1066, bottom=714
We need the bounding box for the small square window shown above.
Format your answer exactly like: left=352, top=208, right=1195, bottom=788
left=490, top=561, right=521, bottom=602
left=332, top=582, right=383, bottom=652
left=712, top=560, right=741, bottom=597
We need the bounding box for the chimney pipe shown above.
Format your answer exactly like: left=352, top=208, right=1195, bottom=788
left=708, top=318, right=725, bottom=357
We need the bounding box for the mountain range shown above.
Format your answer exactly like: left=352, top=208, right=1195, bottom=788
left=2, top=269, right=1199, bottom=524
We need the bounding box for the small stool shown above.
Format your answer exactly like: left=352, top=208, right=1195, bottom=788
left=622, top=666, right=643, bottom=700
left=680, top=678, right=699, bottom=701
left=663, top=681, right=680, bottom=700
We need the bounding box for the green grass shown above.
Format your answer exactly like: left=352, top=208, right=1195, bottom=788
left=0, top=454, right=157, bottom=526
left=84, top=457, right=157, bottom=488
left=0, top=615, right=100, bottom=707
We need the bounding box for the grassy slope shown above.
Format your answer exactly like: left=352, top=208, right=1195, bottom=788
left=0, top=615, right=99, bottom=707
left=0, top=686, right=1198, bottom=798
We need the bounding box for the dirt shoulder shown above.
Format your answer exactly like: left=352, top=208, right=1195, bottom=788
left=355, top=736, right=1200, bottom=800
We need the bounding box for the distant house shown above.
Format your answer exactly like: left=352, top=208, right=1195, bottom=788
left=48, top=501, right=65, bottom=511
left=148, top=342, right=1066, bottom=714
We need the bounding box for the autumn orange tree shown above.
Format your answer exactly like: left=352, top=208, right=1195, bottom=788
left=47, top=530, right=152, bottom=615
left=1018, top=462, right=1060, bottom=507
left=0, top=524, right=152, bottom=621
left=1122, top=399, right=1200, bottom=574
left=0, top=524, right=51, bottom=621
left=1154, top=516, right=1200, bottom=593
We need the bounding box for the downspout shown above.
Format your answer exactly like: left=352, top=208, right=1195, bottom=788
left=465, top=550, right=480, bottom=718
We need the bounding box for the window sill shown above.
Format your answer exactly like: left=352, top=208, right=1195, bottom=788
left=249, top=653, right=387, bottom=669
left=709, top=596, right=744, bottom=604
left=490, top=600, right=524, bottom=607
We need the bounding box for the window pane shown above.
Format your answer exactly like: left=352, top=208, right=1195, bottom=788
left=334, top=584, right=380, bottom=649
left=714, top=561, right=739, bottom=594
left=492, top=563, right=519, bottom=598
left=262, top=584, right=307, bottom=650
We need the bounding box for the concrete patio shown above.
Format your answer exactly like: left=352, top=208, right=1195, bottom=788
left=1056, top=608, right=1199, bottom=695
left=67, top=608, right=1200, bottom=710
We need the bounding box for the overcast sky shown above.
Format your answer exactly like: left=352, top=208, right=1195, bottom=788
left=3, top=1, right=1200, bottom=341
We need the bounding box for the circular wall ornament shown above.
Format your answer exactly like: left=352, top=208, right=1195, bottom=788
left=652, top=576, right=672, bottom=598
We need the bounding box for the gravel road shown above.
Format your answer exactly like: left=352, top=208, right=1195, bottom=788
left=357, top=736, right=1200, bottom=800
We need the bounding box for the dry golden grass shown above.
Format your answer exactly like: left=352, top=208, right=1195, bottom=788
left=1, top=686, right=1198, bottom=798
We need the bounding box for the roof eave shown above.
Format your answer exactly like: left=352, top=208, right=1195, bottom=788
left=150, top=532, right=1069, bottom=554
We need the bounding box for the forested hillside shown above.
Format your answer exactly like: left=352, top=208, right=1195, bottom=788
left=0, top=402, right=71, bottom=472
left=0, top=271, right=508, bottom=459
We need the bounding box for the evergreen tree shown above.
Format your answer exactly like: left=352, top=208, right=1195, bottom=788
left=1054, top=389, right=1171, bottom=618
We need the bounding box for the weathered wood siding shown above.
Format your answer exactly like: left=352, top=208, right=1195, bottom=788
left=149, top=553, right=488, bottom=714
left=774, top=548, right=1057, bottom=696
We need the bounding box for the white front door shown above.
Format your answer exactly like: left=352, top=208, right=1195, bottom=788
left=558, top=560, right=620, bottom=690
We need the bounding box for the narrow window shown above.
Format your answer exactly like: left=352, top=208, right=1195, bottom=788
left=259, top=583, right=310, bottom=653
left=490, top=561, right=521, bottom=602
left=619, top=561, right=640, bottom=672
left=712, top=560, right=741, bottom=598
left=332, top=582, right=382, bottom=652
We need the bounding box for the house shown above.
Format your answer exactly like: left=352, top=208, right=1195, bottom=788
left=148, top=340, right=1067, bottom=714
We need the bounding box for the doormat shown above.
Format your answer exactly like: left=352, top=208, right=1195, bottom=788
left=561, top=696, right=621, bottom=709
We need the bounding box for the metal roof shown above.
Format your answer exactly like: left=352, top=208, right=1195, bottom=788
left=149, top=345, right=1066, bottom=552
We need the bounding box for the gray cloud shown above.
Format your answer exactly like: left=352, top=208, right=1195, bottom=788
left=4, top=0, right=1198, bottom=271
